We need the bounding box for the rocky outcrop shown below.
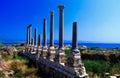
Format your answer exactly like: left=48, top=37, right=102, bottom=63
left=0, top=55, right=14, bottom=78
left=3, top=46, right=18, bottom=55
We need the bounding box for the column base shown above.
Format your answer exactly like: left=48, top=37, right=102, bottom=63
left=41, top=46, right=48, bottom=59
left=67, top=48, right=88, bottom=77
left=37, top=46, right=42, bottom=58
left=55, top=47, right=66, bottom=66
left=28, top=44, right=31, bottom=52
left=47, top=46, right=56, bottom=61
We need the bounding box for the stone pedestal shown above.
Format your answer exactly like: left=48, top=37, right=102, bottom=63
left=55, top=47, right=66, bottom=66
left=48, top=46, right=55, bottom=61
left=28, top=44, right=31, bottom=52
left=26, top=44, right=29, bottom=52
left=37, top=46, right=42, bottom=58
left=67, top=48, right=82, bottom=71
left=33, top=45, right=37, bottom=55
left=41, top=46, right=48, bottom=59
left=67, top=48, right=88, bottom=77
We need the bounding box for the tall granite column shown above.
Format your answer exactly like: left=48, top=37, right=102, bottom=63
left=48, top=11, right=55, bottom=61
left=72, top=22, right=77, bottom=50
left=33, top=28, right=37, bottom=54
left=28, top=24, right=32, bottom=52
left=29, top=25, right=32, bottom=45
left=37, top=34, right=42, bottom=58
left=43, top=19, right=47, bottom=46
left=30, top=38, right=34, bottom=53
left=55, top=5, right=65, bottom=65
left=41, top=18, right=48, bottom=59
left=26, top=26, right=29, bottom=52
left=59, top=5, right=64, bottom=48
left=67, top=22, right=88, bottom=77
left=26, top=26, right=29, bottom=45
left=38, top=34, right=41, bottom=46
left=34, top=28, right=37, bottom=46
left=50, top=11, right=54, bottom=47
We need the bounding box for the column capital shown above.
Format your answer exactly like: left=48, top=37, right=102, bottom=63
left=28, top=24, right=32, bottom=27
left=58, top=5, right=64, bottom=10
left=50, top=11, right=54, bottom=15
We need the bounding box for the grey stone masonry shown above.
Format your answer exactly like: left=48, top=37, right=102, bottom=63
left=26, top=26, right=29, bottom=52
left=50, top=11, right=54, bottom=46
left=43, top=19, right=47, bottom=46
left=29, top=24, right=32, bottom=45
left=28, top=25, right=32, bottom=52
left=34, top=28, right=37, bottom=45
left=26, top=26, right=29, bottom=45
left=38, top=34, right=41, bottom=46
left=48, top=11, right=55, bottom=61
left=58, top=5, right=64, bottom=48
left=72, top=22, right=77, bottom=50
left=37, top=34, right=42, bottom=58
left=55, top=5, right=65, bottom=66
left=41, top=18, right=48, bottom=59
left=34, top=28, right=37, bottom=55
left=67, top=22, right=88, bottom=77
left=30, top=38, right=34, bottom=53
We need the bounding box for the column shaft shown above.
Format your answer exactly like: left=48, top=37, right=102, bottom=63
left=34, top=28, right=37, bottom=45
left=29, top=25, right=32, bottom=44
left=26, top=26, right=29, bottom=44
left=58, top=5, right=64, bottom=48
left=43, top=19, right=47, bottom=46
left=50, top=11, right=54, bottom=46
left=38, top=34, right=41, bottom=46
left=72, top=22, right=77, bottom=50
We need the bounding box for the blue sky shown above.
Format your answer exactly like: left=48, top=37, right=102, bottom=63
left=0, top=0, right=120, bottom=43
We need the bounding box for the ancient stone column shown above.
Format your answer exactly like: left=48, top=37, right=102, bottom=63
left=29, top=24, right=32, bottom=45
left=38, top=34, right=41, bottom=46
left=37, top=34, right=42, bottom=57
left=59, top=5, right=64, bottom=48
left=26, top=26, right=29, bottom=45
left=48, top=11, right=55, bottom=61
left=33, top=28, right=37, bottom=54
left=50, top=11, right=54, bottom=46
left=72, top=22, right=77, bottom=50
left=43, top=19, right=47, bottom=46
left=41, top=18, right=48, bottom=59
left=26, top=26, right=29, bottom=52
left=30, top=38, right=34, bottom=53
left=67, top=22, right=88, bottom=77
left=34, top=28, right=37, bottom=45
left=55, top=5, right=65, bottom=65
left=28, top=24, right=32, bottom=52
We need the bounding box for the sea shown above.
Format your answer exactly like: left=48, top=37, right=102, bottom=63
left=1, top=41, right=120, bottom=49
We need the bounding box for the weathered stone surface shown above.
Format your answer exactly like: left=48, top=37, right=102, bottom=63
left=55, top=47, right=66, bottom=65
left=37, top=34, right=42, bottom=58
left=41, top=18, right=48, bottom=59
left=48, top=46, right=56, bottom=61
left=5, top=46, right=17, bottom=55
left=47, top=11, right=56, bottom=61
left=0, top=55, right=14, bottom=78
left=67, top=22, right=88, bottom=77
left=58, top=5, right=64, bottom=48
left=55, top=5, right=66, bottom=65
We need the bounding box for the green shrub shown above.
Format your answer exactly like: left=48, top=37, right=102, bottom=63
left=88, top=47, right=101, bottom=51
left=0, top=43, right=3, bottom=47
left=0, top=71, right=4, bottom=77
left=65, top=49, right=70, bottom=57
left=83, top=60, right=111, bottom=75
left=13, top=67, right=23, bottom=77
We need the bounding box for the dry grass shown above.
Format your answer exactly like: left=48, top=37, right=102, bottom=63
left=0, top=53, right=38, bottom=78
